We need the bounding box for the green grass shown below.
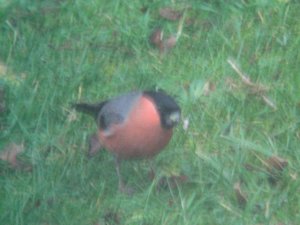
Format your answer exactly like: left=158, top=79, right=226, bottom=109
left=1, top=0, right=300, bottom=224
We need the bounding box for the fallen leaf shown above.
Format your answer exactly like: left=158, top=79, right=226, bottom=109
left=159, top=7, right=182, bottom=21
left=265, top=155, right=288, bottom=185
left=163, top=35, right=177, bottom=51
left=0, top=142, right=24, bottom=168
left=233, top=181, right=247, bottom=208
left=266, top=155, right=288, bottom=172
left=149, top=28, right=164, bottom=50
left=203, top=81, right=216, bottom=96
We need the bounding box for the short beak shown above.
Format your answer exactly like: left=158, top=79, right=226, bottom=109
left=170, top=111, right=181, bottom=125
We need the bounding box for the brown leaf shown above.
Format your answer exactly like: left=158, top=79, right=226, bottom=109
left=266, top=156, right=288, bottom=172
left=203, top=81, right=216, bottom=96
left=164, top=35, right=177, bottom=51
left=149, top=28, right=164, bottom=50
left=0, top=143, right=24, bottom=168
left=265, top=155, right=288, bottom=185
left=159, top=7, right=182, bottom=21
left=233, top=182, right=247, bottom=208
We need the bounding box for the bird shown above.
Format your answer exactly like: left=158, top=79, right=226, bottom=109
left=73, top=90, right=181, bottom=193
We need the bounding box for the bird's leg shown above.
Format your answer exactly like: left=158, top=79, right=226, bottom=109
left=148, top=159, right=156, bottom=181
left=114, top=156, right=125, bottom=191
left=114, top=156, right=134, bottom=195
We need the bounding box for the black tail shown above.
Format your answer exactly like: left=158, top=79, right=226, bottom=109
left=72, top=101, right=107, bottom=119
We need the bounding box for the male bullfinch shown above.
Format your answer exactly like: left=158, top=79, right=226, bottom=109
left=73, top=90, right=181, bottom=193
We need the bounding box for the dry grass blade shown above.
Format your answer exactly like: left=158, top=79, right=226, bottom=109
left=227, top=58, right=268, bottom=92
left=261, top=95, right=277, bottom=110
left=227, top=58, right=253, bottom=86
left=233, top=182, right=248, bottom=208
left=227, top=58, right=277, bottom=110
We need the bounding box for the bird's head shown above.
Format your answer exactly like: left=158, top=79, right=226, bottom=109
left=144, top=90, right=181, bottom=129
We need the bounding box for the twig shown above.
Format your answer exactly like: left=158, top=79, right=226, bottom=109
left=227, top=58, right=277, bottom=110
left=227, top=58, right=253, bottom=86
left=262, top=95, right=277, bottom=110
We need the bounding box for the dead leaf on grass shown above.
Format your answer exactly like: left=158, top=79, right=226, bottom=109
left=265, top=155, right=288, bottom=185
left=149, top=28, right=164, bottom=50
left=164, top=35, right=177, bottom=51
left=266, top=155, right=288, bottom=171
left=203, top=81, right=216, bottom=96
left=233, top=181, right=247, bottom=208
left=149, top=29, right=178, bottom=53
left=159, top=7, right=182, bottom=21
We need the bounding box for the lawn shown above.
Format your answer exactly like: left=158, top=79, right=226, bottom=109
left=1, top=0, right=300, bottom=224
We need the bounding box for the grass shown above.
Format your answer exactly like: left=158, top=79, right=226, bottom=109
left=1, top=0, right=300, bottom=224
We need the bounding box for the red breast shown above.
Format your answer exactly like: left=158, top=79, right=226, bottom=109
left=98, top=95, right=173, bottom=159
